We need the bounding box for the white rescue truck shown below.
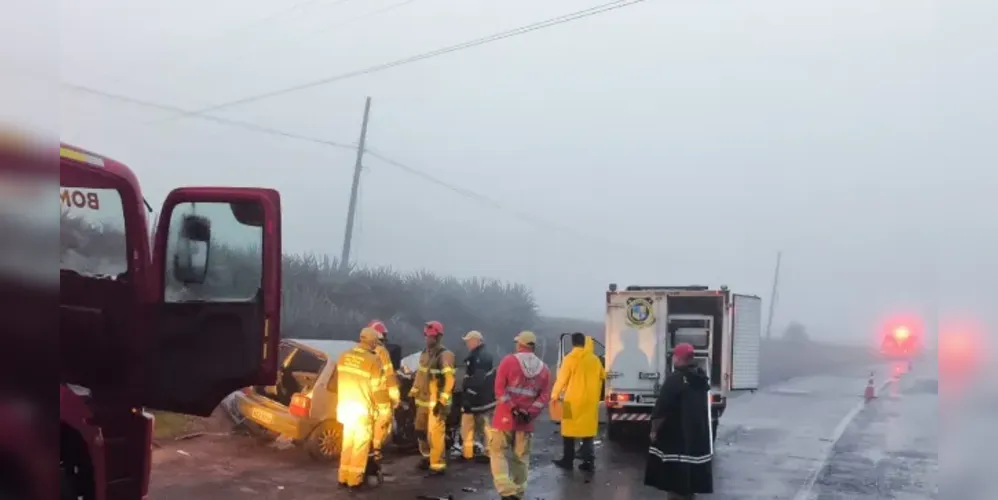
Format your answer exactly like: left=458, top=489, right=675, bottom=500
left=600, top=284, right=762, bottom=441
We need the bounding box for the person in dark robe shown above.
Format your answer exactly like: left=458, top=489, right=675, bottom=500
left=644, top=342, right=714, bottom=499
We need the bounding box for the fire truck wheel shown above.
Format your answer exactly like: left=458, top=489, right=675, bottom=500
left=306, top=420, right=342, bottom=462
left=59, top=468, right=76, bottom=500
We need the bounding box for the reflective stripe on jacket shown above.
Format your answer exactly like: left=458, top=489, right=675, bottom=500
left=491, top=352, right=551, bottom=432
left=410, top=345, right=456, bottom=409
left=374, top=343, right=400, bottom=408
left=334, top=345, right=383, bottom=424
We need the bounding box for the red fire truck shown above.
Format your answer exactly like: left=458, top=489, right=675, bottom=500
left=58, top=143, right=284, bottom=500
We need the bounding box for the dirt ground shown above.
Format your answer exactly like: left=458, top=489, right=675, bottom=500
left=151, top=427, right=537, bottom=500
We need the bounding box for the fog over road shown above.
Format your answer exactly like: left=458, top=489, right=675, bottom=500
left=150, top=353, right=938, bottom=500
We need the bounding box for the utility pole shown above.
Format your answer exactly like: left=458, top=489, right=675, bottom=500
left=764, top=251, right=782, bottom=340
left=339, top=96, right=372, bottom=271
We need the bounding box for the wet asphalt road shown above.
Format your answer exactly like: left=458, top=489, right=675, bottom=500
left=151, top=359, right=938, bottom=500
left=807, top=361, right=939, bottom=500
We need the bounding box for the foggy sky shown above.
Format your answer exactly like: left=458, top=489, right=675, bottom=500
left=51, top=0, right=996, bottom=344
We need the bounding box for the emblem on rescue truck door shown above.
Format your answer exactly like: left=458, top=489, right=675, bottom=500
left=625, top=298, right=655, bottom=328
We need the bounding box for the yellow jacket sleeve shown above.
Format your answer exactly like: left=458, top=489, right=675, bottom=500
left=375, top=345, right=400, bottom=405
left=439, top=350, right=456, bottom=406
left=370, top=355, right=392, bottom=407
left=552, top=354, right=576, bottom=400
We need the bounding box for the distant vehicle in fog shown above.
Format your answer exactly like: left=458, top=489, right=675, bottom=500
left=880, top=324, right=923, bottom=359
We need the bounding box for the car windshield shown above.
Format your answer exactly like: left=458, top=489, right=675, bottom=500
left=399, top=352, right=420, bottom=375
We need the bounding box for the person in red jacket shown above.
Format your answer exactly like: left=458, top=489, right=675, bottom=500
left=488, top=331, right=552, bottom=500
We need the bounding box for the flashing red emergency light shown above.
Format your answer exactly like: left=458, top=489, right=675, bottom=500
left=893, top=326, right=911, bottom=342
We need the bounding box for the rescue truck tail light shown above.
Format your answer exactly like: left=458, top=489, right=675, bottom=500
left=607, top=393, right=632, bottom=408
left=289, top=393, right=311, bottom=417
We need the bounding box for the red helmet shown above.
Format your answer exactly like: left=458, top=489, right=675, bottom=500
left=368, top=320, right=388, bottom=336
left=424, top=321, right=444, bottom=337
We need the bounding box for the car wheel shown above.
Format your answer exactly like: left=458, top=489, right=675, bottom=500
left=306, top=420, right=342, bottom=462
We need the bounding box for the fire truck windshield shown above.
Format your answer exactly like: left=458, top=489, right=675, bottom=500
left=59, top=185, right=127, bottom=277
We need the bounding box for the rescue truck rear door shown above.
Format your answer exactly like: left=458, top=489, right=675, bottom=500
left=143, top=187, right=284, bottom=417
left=730, top=294, right=762, bottom=390
left=604, top=293, right=664, bottom=394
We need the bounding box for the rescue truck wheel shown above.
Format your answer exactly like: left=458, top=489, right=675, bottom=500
left=306, top=420, right=342, bottom=462
left=607, top=421, right=624, bottom=442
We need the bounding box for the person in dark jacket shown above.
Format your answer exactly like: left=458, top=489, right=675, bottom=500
left=645, top=343, right=714, bottom=499
left=460, top=330, right=496, bottom=462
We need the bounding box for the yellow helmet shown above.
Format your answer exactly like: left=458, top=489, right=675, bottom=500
left=359, top=327, right=380, bottom=344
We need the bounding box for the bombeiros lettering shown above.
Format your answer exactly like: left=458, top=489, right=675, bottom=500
left=59, top=189, right=101, bottom=210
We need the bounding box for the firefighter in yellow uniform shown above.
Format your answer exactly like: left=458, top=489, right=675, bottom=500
left=409, top=320, right=456, bottom=476
left=368, top=320, right=400, bottom=463
left=335, top=327, right=385, bottom=490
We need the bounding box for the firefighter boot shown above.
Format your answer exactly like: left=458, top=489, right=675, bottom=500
left=365, top=454, right=384, bottom=486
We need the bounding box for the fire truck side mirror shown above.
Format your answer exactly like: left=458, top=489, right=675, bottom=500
left=172, top=213, right=212, bottom=285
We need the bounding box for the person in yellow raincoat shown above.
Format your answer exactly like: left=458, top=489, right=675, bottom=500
left=335, top=327, right=385, bottom=489
left=550, top=333, right=605, bottom=472
left=369, top=321, right=400, bottom=464
left=409, top=320, right=456, bottom=476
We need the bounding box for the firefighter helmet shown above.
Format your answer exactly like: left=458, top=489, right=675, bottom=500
left=359, top=327, right=380, bottom=345
left=368, top=320, right=388, bottom=337
left=424, top=320, right=444, bottom=337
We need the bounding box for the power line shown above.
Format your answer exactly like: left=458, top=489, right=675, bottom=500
left=63, top=83, right=354, bottom=150
left=363, top=148, right=612, bottom=244
left=150, top=0, right=647, bottom=123
left=63, top=82, right=617, bottom=246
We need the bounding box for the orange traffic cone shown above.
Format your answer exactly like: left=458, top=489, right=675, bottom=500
left=863, top=372, right=875, bottom=401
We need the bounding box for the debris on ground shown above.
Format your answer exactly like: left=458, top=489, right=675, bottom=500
left=461, top=486, right=477, bottom=492
left=176, top=450, right=190, bottom=456
left=270, top=435, right=295, bottom=450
